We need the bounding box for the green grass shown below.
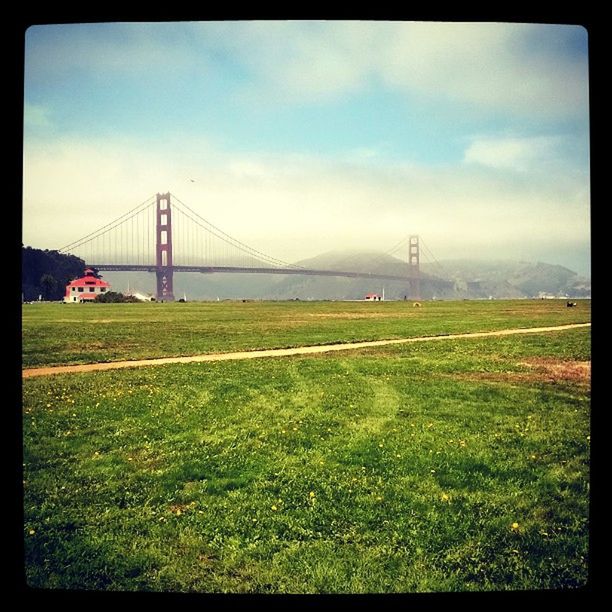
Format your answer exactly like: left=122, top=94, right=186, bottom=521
left=22, top=324, right=590, bottom=593
left=22, top=299, right=591, bottom=367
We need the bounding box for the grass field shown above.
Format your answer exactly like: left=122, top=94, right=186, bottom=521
left=21, top=300, right=591, bottom=593
left=22, top=299, right=590, bottom=367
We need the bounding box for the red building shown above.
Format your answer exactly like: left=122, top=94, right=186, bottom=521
left=64, top=269, right=111, bottom=303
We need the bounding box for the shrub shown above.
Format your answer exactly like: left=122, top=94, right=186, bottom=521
left=95, top=292, right=140, bottom=303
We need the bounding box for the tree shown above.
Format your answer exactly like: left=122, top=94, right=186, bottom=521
left=39, top=273, right=58, bottom=300
left=22, top=246, right=85, bottom=301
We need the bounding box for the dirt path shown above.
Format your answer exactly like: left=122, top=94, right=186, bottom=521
left=22, top=322, right=591, bottom=379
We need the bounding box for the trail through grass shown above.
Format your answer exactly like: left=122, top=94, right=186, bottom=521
left=22, top=299, right=590, bottom=367
left=22, top=326, right=590, bottom=593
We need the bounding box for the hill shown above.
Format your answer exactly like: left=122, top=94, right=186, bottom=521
left=99, top=251, right=590, bottom=300
left=22, top=246, right=85, bottom=301
left=424, top=259, right=591, bottom=299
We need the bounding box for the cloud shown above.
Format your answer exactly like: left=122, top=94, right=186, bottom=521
left=189, top=21, right=375, bottom=105
left=22, top=134, right=590, bottom=267
left=194, top=21, right=588, bottom=119
left=28, top=22, right=586, bottom=119
left=463, top=135, right=565, bottom=171
left=377, top=22, right=588, bottom=119
left=25, top=23, right=208, bottom=84
left=21, top=22, right=590, bottom=274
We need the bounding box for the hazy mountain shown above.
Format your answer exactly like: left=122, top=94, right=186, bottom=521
left=424, top=259, right=591, bottom=299
left=264, top=251, right=450, bottom=301
left=99, top=251, right=590, bottom=301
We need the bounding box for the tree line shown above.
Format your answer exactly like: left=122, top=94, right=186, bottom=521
left=22, top=246, right=146, bottom=303
left=22, top=246, right=85, bottom=301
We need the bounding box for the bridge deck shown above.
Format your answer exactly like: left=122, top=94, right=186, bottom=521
left=87, top=264, right=451, bottom=284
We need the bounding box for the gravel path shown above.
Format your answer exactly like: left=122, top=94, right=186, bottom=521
left=22, top=322, right=591, bottom=379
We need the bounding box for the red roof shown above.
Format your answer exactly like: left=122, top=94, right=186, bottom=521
left=65, top=269, right=111, bottom=299
left=67, top=269, right=110, bottom=288
left=67, top=277, right=110, bottom=288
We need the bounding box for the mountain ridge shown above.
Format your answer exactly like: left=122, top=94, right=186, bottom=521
left=99, top=250, right=590, bottom=300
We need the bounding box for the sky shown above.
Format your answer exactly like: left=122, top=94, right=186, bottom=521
left=22, top=21, right=591, bottom=275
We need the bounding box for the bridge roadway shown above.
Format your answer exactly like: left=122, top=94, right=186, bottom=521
left=87, top=264, right=451, bottom=284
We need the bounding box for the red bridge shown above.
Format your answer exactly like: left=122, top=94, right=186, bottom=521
left=60, top=192, right=448, bottom=301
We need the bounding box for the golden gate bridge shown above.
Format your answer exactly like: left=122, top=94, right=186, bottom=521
left=59, top=192, right=450, bottom=301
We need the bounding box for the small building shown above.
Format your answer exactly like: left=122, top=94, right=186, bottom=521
left=64, top=268, right=111, bottom=303
left=365, top=293, right=381, bottom=301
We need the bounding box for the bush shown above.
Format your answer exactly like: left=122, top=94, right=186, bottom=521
left=95, top=292, right=140, bottom=303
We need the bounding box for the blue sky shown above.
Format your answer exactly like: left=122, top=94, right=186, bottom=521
left=23, top=21, right=591, bottom=274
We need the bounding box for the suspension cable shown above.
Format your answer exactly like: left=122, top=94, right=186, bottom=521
left=58, top=195, right=156, bottom=253
left=58, top=192, right=448, bottom=276
left=170, top=193, right=304, bottom=269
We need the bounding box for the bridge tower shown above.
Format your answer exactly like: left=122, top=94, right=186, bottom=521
left=156, top=192, right=175, bottom=301
left=409, top=235, right=420, bottom=300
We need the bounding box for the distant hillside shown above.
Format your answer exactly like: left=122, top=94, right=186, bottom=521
left=100, top=251, right=590, bottom=301
left=423, top=259, right=591, bottom=299
left=265, top=251, right=449, bottom=301
left=263, top=252, right=590, bottom=300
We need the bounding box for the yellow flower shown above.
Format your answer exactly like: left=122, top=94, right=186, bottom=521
left=29, top=529, right=35, bottom=535
left=441, top=493, right=450, bottom=502
left=271, top=505, right=278, bottom=511
left=511, top=522, right=520, bottom=530
left=309, top=491, right=315, bottom=498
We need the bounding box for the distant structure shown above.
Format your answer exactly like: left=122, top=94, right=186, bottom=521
left=60, top=193, right=440, bottom=301
left=156, top=192, right=174, bottom=301
left=128, top=291, right=156, bottom=302
left=365, top=292, right=382, bottom=301
left=408, top=235, right=420, bottom=301
left=64, top=268, right=111, bottom=303
left=125, top=282, right=156, bottom=302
